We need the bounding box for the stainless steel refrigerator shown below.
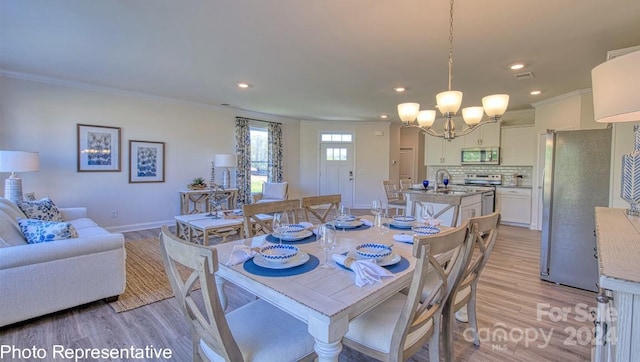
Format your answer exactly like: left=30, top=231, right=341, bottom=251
left=540, top=128, right=611, bottom=292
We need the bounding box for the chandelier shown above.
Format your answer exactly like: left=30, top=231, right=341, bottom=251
left=397, top=0, right=509, bottom=140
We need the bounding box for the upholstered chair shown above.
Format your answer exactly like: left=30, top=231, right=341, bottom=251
left=251, top=182, right=289, bottom=203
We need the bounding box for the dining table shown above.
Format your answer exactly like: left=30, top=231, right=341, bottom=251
left=213, top=216, right=421, bottom=362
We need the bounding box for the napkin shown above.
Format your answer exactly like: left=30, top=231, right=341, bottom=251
left=332, top=254, right=393, bottom=287
left=226, top=238, right=265, bottom=266
left=360, top=218, right=373, bottom=227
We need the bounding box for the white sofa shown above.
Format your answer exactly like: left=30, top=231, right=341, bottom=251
left=0, top=197, right=126, bottom=327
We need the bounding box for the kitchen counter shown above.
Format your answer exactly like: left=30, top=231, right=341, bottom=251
left=495, top=185, right=533, bottom=189
left=400, top=187, right=486, bottom=226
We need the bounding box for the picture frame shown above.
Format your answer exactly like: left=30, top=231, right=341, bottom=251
left=129, top=140, right=165, bottom=183
left=77, top=124, right=121, bottom=172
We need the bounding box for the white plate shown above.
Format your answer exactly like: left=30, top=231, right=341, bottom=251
left=353, top=252, right=401, bottom=266
left=332, top=219, right=363, bottom=229
left=253, top=252, right=310, bottom=269
left=393, top=233, right=413, bottom=243
left=272, top=229, right=313, bottom=241
left=389, top=222, right=414, bottom=229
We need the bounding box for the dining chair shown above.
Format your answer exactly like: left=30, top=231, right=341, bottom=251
left=442, top=211, right=501, bottom=357
left=159, top=225, right=316, bottom=362
left=342, top=220, right=476, bottom=362
left=301, top=194, right=341, bottom=223
left=242, top=199, right=300, bottom=237
left=413, top=200, right=460, bottom=227
left=399, top=178, right=412, bottom=190
left=251, top=182, right=289, bottom=203
left=382, top=180, right=407, bottom=216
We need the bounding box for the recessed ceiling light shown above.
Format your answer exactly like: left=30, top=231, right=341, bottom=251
left=509, top=63, right=525, bottom=70
left=530, top=90, right=542, bottom=95
left=380, top=115, right=388, bottom=119
left=394, top=87, right=406, bottom=92
left=237, top=82, right=251, bottom=88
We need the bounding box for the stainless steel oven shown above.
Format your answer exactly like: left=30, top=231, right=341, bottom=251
left=460, top=147, right=500, bottom=165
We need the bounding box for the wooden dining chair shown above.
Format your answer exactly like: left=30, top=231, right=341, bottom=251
left=342, top=220, right=476, bottom=362
left=399, top=178, right=412, bottom=190
left=442, top=211, right=501, bottom=358
left=382, top=180, right=407, bottom=216
left=301, top=194, right=341, bottom=223
left=242, top=199, right=300, bottom=237
left=159, top=226, right=316, bottom=362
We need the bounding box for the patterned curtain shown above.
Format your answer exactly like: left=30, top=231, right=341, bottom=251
left=268, top=122, right=283, bottom=183
left=235, top=117, right=252, bottom=206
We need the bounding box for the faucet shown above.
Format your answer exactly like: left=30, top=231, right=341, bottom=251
left=434, top=169, right=452, bottom=191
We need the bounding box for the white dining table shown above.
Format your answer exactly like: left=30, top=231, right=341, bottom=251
left=213, top=219, right=417, bottom=362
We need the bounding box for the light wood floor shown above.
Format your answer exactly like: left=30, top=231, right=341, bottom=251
left=0, top=220, right=596, bottom=361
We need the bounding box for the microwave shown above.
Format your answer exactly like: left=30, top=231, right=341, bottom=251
left=460, top=147, right=500, bottom=165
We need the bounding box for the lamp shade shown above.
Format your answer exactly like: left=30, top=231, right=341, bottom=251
left=0, top=151, right=40, bottom=173
left=436, top=91, right=463, bottom=114
left=397, top=103, right=420, bottom=123
left=417, top=110, right=436, bottom=128
left=482, top=94, right=510, bottom=118
left=592, top=50, right=640, bottom=123
left=214, top=153, right=237, bottom=168
left=462, top=106, right=484, bottom=126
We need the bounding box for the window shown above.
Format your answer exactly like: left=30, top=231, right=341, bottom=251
left=321, top=133, right=352, bottom=142
left=250, top=127, right=269, bottom=192
left=326, top=147, right=347, bottom=161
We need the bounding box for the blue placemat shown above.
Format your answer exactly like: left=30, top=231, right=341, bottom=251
left=244, top=254, right=320, bottom=277
left=333, top=223, right=371, bottom=232
left=265, top=233, right=317, bottom=244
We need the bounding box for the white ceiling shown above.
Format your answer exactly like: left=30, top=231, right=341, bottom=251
left=2, top=1, right=640, bottom=122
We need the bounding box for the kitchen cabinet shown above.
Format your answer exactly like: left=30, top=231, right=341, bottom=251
left=500, top=125, right=536, bottom=166
left=463, top=122, right=501, bottom=148
left=425, top=135, right=462, bottom=166
left=459, top=194, right=482, bottom=223
left=495, top=187, right=531, bottom=226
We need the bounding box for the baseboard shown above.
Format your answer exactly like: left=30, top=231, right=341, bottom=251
left=105, top=219, right=174, bottom=233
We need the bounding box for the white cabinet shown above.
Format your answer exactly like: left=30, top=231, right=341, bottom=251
left=459, top=194, right=482, bottom=223
left=500, top=125, right=536, bottom=166
left=495, top=187, right=531, bottom=226
left=425, top=135, right=462, bottom=166
left=463, top=122, right=501, bottom=148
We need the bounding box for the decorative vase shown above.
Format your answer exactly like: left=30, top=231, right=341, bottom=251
left=621, top=125, right=640, bottom=216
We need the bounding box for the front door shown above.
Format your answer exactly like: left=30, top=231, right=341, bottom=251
left=319, top=143, right=354, bottom=207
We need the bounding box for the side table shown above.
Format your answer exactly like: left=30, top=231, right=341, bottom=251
left=179, top=188, right=238, bottom=215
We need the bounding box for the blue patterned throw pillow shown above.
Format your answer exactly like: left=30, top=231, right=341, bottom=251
left=17, top=218, right=79, bottom=244
left=16, top=197, right=64, bottom=222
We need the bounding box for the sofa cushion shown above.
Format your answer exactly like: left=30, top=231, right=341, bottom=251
left=16, top=197, right=64, bottom=222
left=262, top=182, right=288, bottom=200
left=0, top=210, right=28, bottom=246
left=0, top=198, right=27, bottom=221
left=17, top=218, right=79, bottom=244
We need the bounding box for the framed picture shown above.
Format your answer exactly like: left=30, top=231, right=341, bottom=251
left=77, top=124, right=121, bottom=172
left=129, top=140, right=165, bottom=183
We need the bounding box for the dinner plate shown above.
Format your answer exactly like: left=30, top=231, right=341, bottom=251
left=388, top=222, right=414, bottom=229
left=392, top=233, right=413, bottom=244
left=353, top=252, right=401, bottom=267
left=331, top=219, right=363, bottom=229
left=253, top=252, right=310, bottom=269
left=272, top=229, right=313, bottom=241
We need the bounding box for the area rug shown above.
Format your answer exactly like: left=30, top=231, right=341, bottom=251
left=108, top=237, right=194, bottom=313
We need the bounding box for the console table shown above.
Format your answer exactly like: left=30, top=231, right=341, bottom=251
left=179, top=188, right=238, bottom=215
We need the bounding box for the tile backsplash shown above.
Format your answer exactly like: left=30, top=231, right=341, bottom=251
left=425, top=165, right=533, bottom=186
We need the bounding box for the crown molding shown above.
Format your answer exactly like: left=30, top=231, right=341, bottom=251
left=531, top=88, right=592, bottom=108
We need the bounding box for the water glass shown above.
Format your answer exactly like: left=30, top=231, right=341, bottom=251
left=371, top=200, right=383, bottom=216
left=375, top=212, right=390, bottom=242
left=317, top=224, right=337, bottom=269
left=272, top=212, right=289, bottom=244
left=338, top=203, right=351, bottom=219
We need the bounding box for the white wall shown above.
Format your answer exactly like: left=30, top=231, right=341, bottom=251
left=0, top=76, right=300, bottom=232
left=299, top=120, right=391, bottom=208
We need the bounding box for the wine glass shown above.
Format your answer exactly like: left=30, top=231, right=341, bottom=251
left=422, top=180, right=429, bottom=190
left=371, top=200, right=383, bottom=216
left=443, top=178, right=449, bottom=189
left=420, top=203, right=435, bottom=223
left=317, top=224, right=337, bottom=269
left=338, top=203, right=351, bottom=220
left=272, top=212, right=289, bottom=245
left=375, top=212, right=390, bottom=242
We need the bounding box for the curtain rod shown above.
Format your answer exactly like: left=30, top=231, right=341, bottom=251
left=235, top=116, right=282, bottom=125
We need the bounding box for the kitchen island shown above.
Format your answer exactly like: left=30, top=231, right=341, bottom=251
left=400, top=187, right=487, bottom=226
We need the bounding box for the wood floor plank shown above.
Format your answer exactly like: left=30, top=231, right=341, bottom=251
left=0, top=216, right=597, bottom=361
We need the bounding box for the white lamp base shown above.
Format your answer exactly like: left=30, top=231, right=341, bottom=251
left=4, top=174, right=23, bottom=203
left=222, top=168, right=230, bottom=189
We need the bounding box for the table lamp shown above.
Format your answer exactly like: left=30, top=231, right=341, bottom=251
left=592, top=49, right=640, bottom=215
left=0, top=150, right=40, bottom=203
left=214, top=153, right=237, bottom=189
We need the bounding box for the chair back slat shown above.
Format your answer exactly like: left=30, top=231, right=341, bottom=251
left=242, top=199, right=300, bottom=237
left=301, top=194, right=341, bottom=223
left=159, top=226, right=243, bottom=361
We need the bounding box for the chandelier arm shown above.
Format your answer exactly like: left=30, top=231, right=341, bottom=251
left=419, top=127, right=445, bottom=138
left=456, top=119, right=500, bottom=137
